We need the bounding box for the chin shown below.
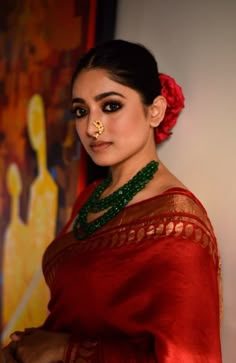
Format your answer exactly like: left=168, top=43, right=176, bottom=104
left=89, top=156, right=113, bottom=168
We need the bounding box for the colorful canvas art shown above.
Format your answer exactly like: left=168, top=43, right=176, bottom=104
left=0, top=0, right=98, bottom=343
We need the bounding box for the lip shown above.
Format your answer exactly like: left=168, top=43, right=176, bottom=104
left=90, top=141, right=112, bottom=151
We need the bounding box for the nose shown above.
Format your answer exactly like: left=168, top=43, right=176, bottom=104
left=86, top=117, right=96, bottom=137
left=86, top=118, right=105, bottom=139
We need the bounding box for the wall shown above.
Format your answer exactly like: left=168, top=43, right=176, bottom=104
left=115, top=1, right=236, bottom=361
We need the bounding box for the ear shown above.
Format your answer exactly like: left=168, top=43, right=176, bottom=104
left=149, top=96, right=167, bottom=128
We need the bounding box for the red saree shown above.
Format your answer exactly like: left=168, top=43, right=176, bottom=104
left=42, top=183, right=222, bottom=362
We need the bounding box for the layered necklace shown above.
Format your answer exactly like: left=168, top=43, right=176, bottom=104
left=73, top=160, right=159, bottom=240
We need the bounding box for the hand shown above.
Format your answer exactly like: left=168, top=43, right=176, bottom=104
left=2, top=342, right=18, bottom=363
left=10, top=327, right=38, bottom=342
left=9, top=329, right=70, bottom=363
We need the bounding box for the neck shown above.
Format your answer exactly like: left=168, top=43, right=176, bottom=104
left=73, top=159, right=159, bottom=240
left=108, top=155, right=159, bottom=194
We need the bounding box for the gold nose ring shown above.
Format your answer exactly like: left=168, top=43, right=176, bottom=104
left=93, top=120, right=104, bottom=139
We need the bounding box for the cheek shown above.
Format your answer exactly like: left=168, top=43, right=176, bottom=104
left=108, top=108, right=142, bottom=135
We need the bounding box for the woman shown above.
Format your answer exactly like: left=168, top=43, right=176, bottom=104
left=3, top=39, right=222, bottom=362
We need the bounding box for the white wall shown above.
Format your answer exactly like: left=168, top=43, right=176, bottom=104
left=116, top=1, right=236, bottom=362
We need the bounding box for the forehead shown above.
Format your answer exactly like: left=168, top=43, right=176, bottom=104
left=72, top=68, right=136, bottom=98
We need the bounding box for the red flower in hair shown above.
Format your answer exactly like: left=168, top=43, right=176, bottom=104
left=155, top=73, right=185, bottom=144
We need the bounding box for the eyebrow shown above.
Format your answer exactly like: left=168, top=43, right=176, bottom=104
left=72, top=91, right=126, bottom=105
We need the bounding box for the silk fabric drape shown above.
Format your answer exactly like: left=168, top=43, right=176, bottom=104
left=42, top=184, right=222, bottom=362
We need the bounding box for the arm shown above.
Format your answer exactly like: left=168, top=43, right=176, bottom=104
left=5, top=330, right=155, bottom=363
left=3, top=329, right=69, bottom=363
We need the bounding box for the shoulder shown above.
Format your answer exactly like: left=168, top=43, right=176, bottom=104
left=152, top=187, right=214, bottom=236
left=150, top=188, right=218, bottom=260
left=125, top=187, right=217, bottom=252
left=132, top=187, right=209, bottom=224
left=161, top=187, right=207, bottom=215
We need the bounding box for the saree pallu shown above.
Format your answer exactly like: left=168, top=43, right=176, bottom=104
left=42, top=184, right=222, bottom=362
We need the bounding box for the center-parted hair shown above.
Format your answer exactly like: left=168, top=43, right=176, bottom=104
left=71, top=39, right=162, bottom=105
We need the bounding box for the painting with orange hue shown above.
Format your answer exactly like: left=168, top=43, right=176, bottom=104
left=0, top=0, right=98, bottom=344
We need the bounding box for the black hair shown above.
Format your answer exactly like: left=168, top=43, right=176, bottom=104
left=71, top=39, right=162, bottom=105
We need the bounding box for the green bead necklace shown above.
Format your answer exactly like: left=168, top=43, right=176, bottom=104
left=73, top=160, right=159, bottom=240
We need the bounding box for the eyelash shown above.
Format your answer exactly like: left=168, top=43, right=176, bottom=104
left=71, top=107, right=87, bottom=119
left=103, top=101, right=123, bottom=113
left=71, top=101, right=123, bottom=119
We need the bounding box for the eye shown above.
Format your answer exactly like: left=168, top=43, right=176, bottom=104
left=71, top=106, right=88, bottom=119
left=103, top=101, right=122, bottom=113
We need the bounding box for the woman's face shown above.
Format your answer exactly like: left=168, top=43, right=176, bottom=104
left=71, top=68, right=157, bottom=168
